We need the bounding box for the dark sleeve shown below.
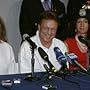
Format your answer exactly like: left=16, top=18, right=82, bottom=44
left=19, top=0, right=39, bottom=37
left=19, top=0, right=37, bottom=37
left=19, top=0, right=29, bottom=36
left=67, top=0, right=75, bottom=22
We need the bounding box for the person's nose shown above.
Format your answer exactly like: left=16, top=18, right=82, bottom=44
left=48, top=29, right=52, bottom=35
left=80, top=22, right=84, bottom=26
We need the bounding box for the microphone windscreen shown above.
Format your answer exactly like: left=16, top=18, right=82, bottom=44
left=22, top=34, right=37, bottom=49
left=23, top=33, right=29, bottom=40
left=38, top=47, right=48, bottom=61
left=38, top=47, right=55, bottom=70
left=54, top=47, right=66, bottom=64
left=66, top=53, right=77, bottom=60
left=78, top=35, right=88, bottom=46
left=66, top=53, right=87, bottom=72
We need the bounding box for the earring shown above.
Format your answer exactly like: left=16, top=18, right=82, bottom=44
left=75, top=29, right=77, bottom=32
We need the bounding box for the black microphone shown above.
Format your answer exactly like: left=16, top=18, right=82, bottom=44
left=43, top=64, right=56, bottom=80
left=78, top=35, right=90, bottom=48
left=54, top=47, right=69, bottom=69
left=23, top=34, right=37, bottom=81
left=43, top=64, right=50, bottom=73
left=66, top=53, right=87, bottom=72
left=38, top=47, right=56, bottom=72
left=23, top=34, right=37, bottom=49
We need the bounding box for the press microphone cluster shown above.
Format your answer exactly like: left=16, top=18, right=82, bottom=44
left=54, top=47, right=88, bottom=73
left=22, top=34, right=89, bottom=78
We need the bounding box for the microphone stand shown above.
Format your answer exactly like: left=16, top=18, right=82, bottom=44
left=31, top=47, right=35, bottom=78
left=24, top=47, right=41, bottom=81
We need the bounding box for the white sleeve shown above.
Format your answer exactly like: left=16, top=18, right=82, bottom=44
left=18, top=41, right=32, bottom=74
left=8, top=45, right=18, bottom=74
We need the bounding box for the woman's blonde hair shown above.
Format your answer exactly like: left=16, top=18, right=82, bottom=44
left=0, top=16, right=7, bottom=42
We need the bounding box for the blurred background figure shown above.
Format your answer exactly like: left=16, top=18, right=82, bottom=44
left=0, top=16, right=18, bottom=75
left=67, top=0, right=90, bottom=38
left=19, top=0, right=68, bottom=41
left=64, top=9, right=90, bottom=71
left=59, top=0, right=69, bottom=13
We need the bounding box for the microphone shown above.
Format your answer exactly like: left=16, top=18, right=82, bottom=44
left=54, top=47, right=68, bottom=69
left=38, top=47, right=56, bottom=72
left=66, top=53, right=87, bottom=72
left=23, top=34, right=37, bottom=80
left=23, top=34, right=37, bottom=49
left=43, top=64, right=50, bottom=73
left=78, top=35, right=90, bottom=48
left=43, top=64, right=57, bottom=80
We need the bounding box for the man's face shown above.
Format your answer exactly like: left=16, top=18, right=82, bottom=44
left=38, top=19, right=58, bottom=44
left=87, top=0, right=90, bottom=5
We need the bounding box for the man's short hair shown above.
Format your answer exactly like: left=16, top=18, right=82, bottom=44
left=38, top=11, right=59, bottom=24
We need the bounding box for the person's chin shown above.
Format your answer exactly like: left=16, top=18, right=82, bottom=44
left=44, top=38, right=53, bottom=42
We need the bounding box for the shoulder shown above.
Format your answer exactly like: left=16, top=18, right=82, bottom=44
left=53, top=38, right=68, bottom=53
left=64, top=38, right=77, bottom=47
left=30, top=35, right=37, bottom=42
left=20, top=40, right=30, bottom=49
left=54, top=38, right=64, bottom=43
left=0, top=41, right=13, bottom=50
left=0, top=41, right=14, bottom=55
left=20, top=35, right=37, bottom=50
left=54, top=38, right=67, bottom=48
left=65, top=38, right=75, bottom=43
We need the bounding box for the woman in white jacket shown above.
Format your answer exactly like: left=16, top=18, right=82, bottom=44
left=0, top=16, right=18, bottom=75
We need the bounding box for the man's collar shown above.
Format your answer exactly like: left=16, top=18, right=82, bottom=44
left=41, top=0, right=44, bottom=2
left=41, top=0, right=51, bottom=3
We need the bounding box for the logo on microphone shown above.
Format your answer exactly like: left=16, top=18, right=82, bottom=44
left=54, top=47, right=66, bottom=64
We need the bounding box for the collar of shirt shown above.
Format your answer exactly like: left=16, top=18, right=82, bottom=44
left=41, top=0, right=51, bottom=3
